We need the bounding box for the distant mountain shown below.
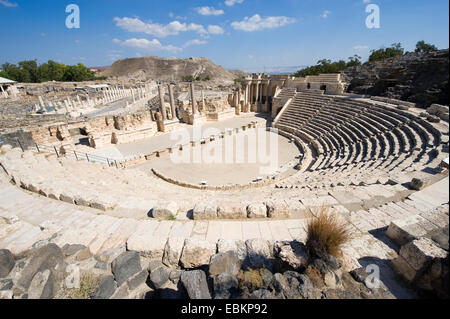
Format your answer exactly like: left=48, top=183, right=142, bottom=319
left=240, top=66, right=309, bottom=75
left=229, top=70, right=248, bottom=78
left=101, top=56, right=241, bottom=85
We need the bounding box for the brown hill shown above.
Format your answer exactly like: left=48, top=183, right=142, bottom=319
left=101, top=56, right=240, bottom=85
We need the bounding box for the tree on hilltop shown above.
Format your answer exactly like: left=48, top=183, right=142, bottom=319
left=415, top=40, right=438, bottom=53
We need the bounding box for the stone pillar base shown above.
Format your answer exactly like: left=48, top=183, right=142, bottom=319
left=157, top=120, right=165, bottom=132
left=188, top=113, right=203, bottom=125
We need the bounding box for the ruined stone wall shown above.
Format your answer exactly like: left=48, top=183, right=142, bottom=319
left=31, top=125, right=71, bottom=145
left=28, top=111, right=159, bottom=149
left=113, top=111, right=153, bottom=130
left=343, top=49, right=449, bottom=107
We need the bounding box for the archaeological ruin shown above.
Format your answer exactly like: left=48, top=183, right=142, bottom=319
left=0, top=53, right=449, bottom=301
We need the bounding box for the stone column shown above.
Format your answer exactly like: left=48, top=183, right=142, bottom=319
left=168, top=84, right=176, bottom=120
left=244, top=84, right=248, bottom=105
left=158, top=84, right=167, bottom=121
left=190, top=83, right=197, bottom=115
left=39, top=96, right=45, bottom=108
left=259, top=83, right=263, bottom=109
left=253, top=82, right=259, bottom=112
left=263, top=83, right=270, bottom=112
left=235, top=89, right=241, bottom=115
left=201, top=90, right=205, bottom=111
left=245, top=84, right=251, bottom=112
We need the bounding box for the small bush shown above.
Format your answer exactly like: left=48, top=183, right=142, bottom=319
left=305, top=207, right=353, bottom=258
left=66, top=273, right=100, bottom=299
left=237, top=268, right=264, bottom=292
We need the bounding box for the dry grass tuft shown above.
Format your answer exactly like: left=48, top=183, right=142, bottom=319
left=66, top=273, right=101, bottom=299
left=237, top=268, right=264, bottom=292
left=305, top=206, right=353, bottom=258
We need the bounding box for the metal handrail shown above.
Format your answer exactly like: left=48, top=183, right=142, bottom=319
left=15, top=139, right=119, bottom=168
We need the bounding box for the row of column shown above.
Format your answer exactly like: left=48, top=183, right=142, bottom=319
left=242, top=81, right=270, bottom=111
left=157, top=83, right=183, bottom=121
left=34, top=84, right=155, bottom=115
left=157, top=82, right=205, bottom=123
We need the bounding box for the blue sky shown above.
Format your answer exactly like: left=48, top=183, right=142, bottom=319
left=0, top=0, right=448, bottom=70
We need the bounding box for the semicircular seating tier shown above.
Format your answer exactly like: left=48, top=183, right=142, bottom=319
left=0, top=91, right=448, bottom=221
left=273, top=91, right=448, bottom=189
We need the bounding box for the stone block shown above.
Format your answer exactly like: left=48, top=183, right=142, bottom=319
left=274, top=241, right=308, bottom=270
left=247, top=203, right=267, bottom=219
left=217, top=202, right=247, bottom=219
left=193, top=201, right=218, bottom=220
left=126, top=227, right=167, bottom=259
left=0, top=249, right=15, bottom=278
left=28, top=270, right=54, bottom=299
left=152, top=201, right=179, bottom=219
left=399, top=238, right=448, bottom=271
left=0, top=290, right=13, bottom=299
left=245, top=239, right=273, bottom=270
left=213, top=273, right=239, bottom=299
left=16, top=244, right=65, bottom=291
left=209, top=251, right=241, bottom=277
left=386, top=216, right=428, bottom=246
left=217, top=239, right=247, bottom=261
left=266, top=201, right=291, bottom=219
left=149, top=266, right=169, bottom=289
left=180, top=270, right=211, bottom=299
left=111, top=251, right=142, bottom=286
left=391, top=256, right=417, bottom=282
left=74, top=197, right=90, bottom=207
left=59, top=193, right=74, bottom=204
left=162, top=237, right=185, bottom=267
left=92, top=275, right=117, bottom=299
left=127, top=270, right=149, bottom=291
left=180, top=239, right=217, bottom=269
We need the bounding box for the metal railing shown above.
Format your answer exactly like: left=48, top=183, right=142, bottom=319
left=15, top=139, right=119, bottom=168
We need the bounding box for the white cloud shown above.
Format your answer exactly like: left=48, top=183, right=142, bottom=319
left=114, top=17, right=224, bottom=38
left=321, top=10, right=331, bottom=18
left=354, top=45, right=369, bottom=50
left=183, top=39, right=208, bottom=48
left=363, top=0, right=371, bottom=3
left=196, top=6, right=224, bottom=16
left=231, top=14, right=296, bottom=32
left=113, top=38, right=182, bottom=53
left=188, top=23, right=208, bottom=35
left=207, top=25, right=224, bottom=35
left=0, top=0, right=17, bottom=7
left=114, top=17, right=210, bottom=38
left=168, top=12, right=174, bottom=18
left=225, top=0, right=244, bottom=6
